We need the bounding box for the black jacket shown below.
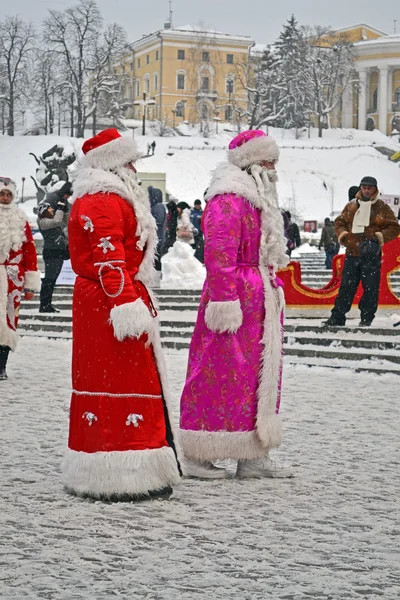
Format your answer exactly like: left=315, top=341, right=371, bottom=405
left=38, top=189, right=69, bottom=253
left=149, top=187, right=167, bottom=245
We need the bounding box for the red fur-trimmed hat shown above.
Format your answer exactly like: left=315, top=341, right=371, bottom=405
left=82, top=128, right=141, bottom=171
left=0, top=176, right=17, bottom=200
left=228, top=129, right=279, bottom=169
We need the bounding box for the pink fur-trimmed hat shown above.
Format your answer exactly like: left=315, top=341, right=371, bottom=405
left=81, top=128, right=141, bottom=171
left=228, top=130, right=279, bottom=169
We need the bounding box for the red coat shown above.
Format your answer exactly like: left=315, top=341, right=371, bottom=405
left=63, top=174, right=180, bottom=499
left=0, top=208, right=40, bottom=350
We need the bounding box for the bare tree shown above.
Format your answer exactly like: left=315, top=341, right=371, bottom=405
left=89, top=23, right=128, bottom=135
left=45, top=0, right=102, bottom=137
left=0, top=16, right=36, bottom=136
left=302, top=27, right=355, bottom=137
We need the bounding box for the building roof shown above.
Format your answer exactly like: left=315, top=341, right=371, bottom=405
left=333, top=23, right=387, bottom=37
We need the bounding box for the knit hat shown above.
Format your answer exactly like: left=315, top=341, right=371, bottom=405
left=0, top=176, right=17, bottom=200
left=228, top=130, right=279, bottom=169
left=38, top=202, right=51, bottom=216
left=359, top=176, right=378, bottom=188
left=348, top=186, right=360, bottom=201
left=81, top=128, right=141, bottom=171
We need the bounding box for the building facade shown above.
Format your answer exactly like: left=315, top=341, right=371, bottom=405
left=338, top=25, right=400, bottom=135
left=117, top=24, right=254, bottom=126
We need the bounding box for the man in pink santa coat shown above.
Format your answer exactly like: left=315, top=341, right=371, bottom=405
left=180, top=130, right=293, bottom=479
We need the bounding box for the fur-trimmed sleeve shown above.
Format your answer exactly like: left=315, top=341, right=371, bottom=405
left=22, top=222, right=41, bottom=291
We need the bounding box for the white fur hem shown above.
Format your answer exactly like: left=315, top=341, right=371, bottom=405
left=82, top=136, right=142, bottom=171
left=24, top=270, right=41, bottom=292
left=205, top=299, right=243, bottom=333
left=110, top=298, right=154, bottom=341
left=179, top=429, right=270, bottom=461
left=228, top=135, right=280, bottom=169
left=0, top=266, right=18, bottom=350
left=62, top=447, right=180, bottom=498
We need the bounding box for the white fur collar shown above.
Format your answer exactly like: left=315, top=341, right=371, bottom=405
left=205, top=163, right=261, bottom=208
left=71, top=165, right=157, bottom=288
left=0, top=204, right=27, bottom=263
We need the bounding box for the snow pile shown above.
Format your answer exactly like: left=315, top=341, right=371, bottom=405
left=296, top=242, right=320, bottom=254
left=161, top=241, right=205, bottom=289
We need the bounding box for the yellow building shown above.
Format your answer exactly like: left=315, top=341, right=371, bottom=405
left=334, top=24, right=400, bottom=135
left=119, top=24, right=254, bottom=126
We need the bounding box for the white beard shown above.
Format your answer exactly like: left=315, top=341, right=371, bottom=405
left=249, top=164, right=289, bottom=272
left=0, top=204, right=27, bottom=263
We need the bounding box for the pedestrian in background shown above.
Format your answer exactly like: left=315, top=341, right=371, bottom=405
left=38, top=182, right=71, bottom=312
left=325, top=176, right=400, bottom=327
left=284, top=211, right=301, bottom=257
left=164, top=200, right=178, bottom=252
left=148, top=186, right=167, bottom=278
left=190, top=199, right=204, bottom=263
left=319, top=218, right=339, bottom=269
left=0, top=177, right=40, bottom=380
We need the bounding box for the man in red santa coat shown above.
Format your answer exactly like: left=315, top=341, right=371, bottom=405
left=62, top=129, right=181, bottom=500
left=0, top=177, right=41, bottom=380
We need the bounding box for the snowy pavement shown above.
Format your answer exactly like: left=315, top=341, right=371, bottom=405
left=1, top=338, right=399, bottom=599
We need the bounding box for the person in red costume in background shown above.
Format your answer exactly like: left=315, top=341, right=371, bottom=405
left=0, top=177, right=41, bottom=380
left=62, top=129, right=181, bottom=501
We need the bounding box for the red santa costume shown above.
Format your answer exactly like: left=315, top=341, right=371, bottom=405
left=62, top=129, right=181, bottom=500
left=0, top=177, right=41, bottom=379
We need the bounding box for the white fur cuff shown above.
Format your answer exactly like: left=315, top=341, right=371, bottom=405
left=24, top=270, right=41, bottom=292
left=205, top=299, right=243, bottom=333
left=375, top=232, right=384, bottom=247
left=110, top=298, right=154, bottom=341
left=338, top=231, right=348, bottom=245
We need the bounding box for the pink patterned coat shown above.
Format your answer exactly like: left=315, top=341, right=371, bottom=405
left=179, top=163, right=287, bottom=461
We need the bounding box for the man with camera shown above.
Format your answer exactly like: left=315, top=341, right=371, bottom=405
left=325, top=176, right=400, bottom=327
left=38, top=181, right=72, bottom=313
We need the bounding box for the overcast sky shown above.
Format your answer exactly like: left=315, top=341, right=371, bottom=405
left=1, top=0, right=399, bottom=44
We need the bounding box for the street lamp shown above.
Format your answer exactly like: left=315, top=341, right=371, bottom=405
left=57, top=101, right=62, bottom=136
left=172, top=109, right=176, bottom=129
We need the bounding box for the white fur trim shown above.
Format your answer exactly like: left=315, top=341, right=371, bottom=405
left=82, top=136, right=142, bottom=171
left=228, top=135, right=280, bottom=169
left=0, top=266, right=18, bottom=350
left=338, top=231, right=348, bottom=244
left=205, top=299, right=243, bottom=333
left=0, top=179, right=16, bottom=199
left=72, top=165, right=158, bottom=288
left=375, top=231, right=384, bottom=247
left=179, top=429, right=268, bottom=461
left=205, top=163, right=261, bottom=207
left=24, top=270, right=41, bottom=292
left=62, top=446, right=180, bottom=498
left=110, top=298, right=155, bottom=341
left=0, top=205, right=27, bottom=263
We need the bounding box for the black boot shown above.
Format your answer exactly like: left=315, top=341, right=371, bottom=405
left=39, top=305, right=59, bottom=313
left=0, top=346, right=10, bottom=380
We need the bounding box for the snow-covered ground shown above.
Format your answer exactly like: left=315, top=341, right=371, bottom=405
left=1, top=337, right=399, bottom=599
left=1, top=126, right=399, bottom=223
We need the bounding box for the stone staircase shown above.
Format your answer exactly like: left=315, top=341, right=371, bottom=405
left=19, top=254, right=400, bottom=375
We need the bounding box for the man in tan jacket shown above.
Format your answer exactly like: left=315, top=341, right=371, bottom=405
left=325, top=176, right=400, bottom=327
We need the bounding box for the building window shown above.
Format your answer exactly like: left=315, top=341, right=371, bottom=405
left=226, top=78, right=234, bottom=94
left=136, top=80, right=140, bottom=96
left=225, top=106, right=232, bottom=121
left=177, top=73, right=185, bottom=90
left=178, top=49, right=185, bottom=60
left=145, top=78, right=150, bottom=93
left=156, top=50, right=159, bottom=61
left=227, top=54, right=234, bottom=64
left=372, top=89, right=378, bottom=111
left=154, top=73, right=158, bottom=91
left=202, top=51, right=210, bottom=62
left=201, top=77, right=210, bottom=92
left=176, top=101, right=185, bottom=118
left=395, top=87, right=400, bottom=108
left=121, top=65, right=125, bottom=74
left=130, top=62, right=134, bottom=71
left=137, top=58, right=141, bottom=68
left=146, top=54, right=150, bottom=65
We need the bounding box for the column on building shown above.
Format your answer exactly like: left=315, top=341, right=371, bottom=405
left=342, top=79, right=354, bottom=128
left=357, top=68, right=368, bottom=130
left=378, top=66, right=389, bottom=135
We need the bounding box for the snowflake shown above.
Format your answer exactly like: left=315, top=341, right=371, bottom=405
left=81, top=215, right=94, bottom=232
left=82, top=412, right=98, bottom=426
left=97, top=237, right=115, bottom=254
left=126, top=414, right=144, bottom=428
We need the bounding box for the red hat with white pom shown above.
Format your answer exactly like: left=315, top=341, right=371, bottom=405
left=0, top=177, right=17, bottom=200
left=81, top=128, right=141, bottom=171
left=228, top=129, right=279, bottom=169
